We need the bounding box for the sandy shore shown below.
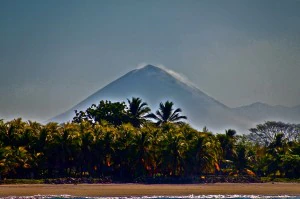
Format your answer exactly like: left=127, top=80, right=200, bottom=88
left=1, top=183, right=300, bottom=197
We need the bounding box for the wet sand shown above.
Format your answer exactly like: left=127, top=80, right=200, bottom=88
left=1, top=183, right=300, bottom=197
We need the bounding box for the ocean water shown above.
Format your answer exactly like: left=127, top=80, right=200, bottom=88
left=1, top=195, right=300, bottom=199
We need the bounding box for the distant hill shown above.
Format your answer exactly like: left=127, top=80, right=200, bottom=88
left=233, top=102, right=300, bottom=125
left=50, top=65, right=300, bottom=133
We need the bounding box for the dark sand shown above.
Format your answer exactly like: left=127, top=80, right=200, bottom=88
left=1, top=183, right=300, bottom=197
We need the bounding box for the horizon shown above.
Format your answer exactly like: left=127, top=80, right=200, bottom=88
left=1, top=63, right=300, bottom=123
left=1, top=0, right=300, bottom=122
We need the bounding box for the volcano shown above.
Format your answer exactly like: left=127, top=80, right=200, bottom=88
left=50, top=65, right=254, bottom=132
left=51, top=65, right=300, bottom=133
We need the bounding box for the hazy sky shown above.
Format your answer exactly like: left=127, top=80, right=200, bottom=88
left=1, top=0, right=300, bottom=122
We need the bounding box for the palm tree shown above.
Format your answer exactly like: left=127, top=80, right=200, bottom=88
left=266, top=133, right=287, bottom=177
left=127, top=97, right=151, bottom=128
left=113, top=124, right=136, bottom=179
left=93, top=123, right=116, bottom=177
left=132, top=127, right=153, bottom=176
left=226, top=129, right=237, bottom=138
left=185, top=133, right=219, bottom=175
left=221, top=129, right=237, bottom=161
left=2, top=118, right=26, bottom=147
left=45, top=122, right=80, bottom=177
left=77, top=121, right=95, bottom=177
left=147, top=101, right=187, bottom=126
left=161, top=131, right=186, bottom=176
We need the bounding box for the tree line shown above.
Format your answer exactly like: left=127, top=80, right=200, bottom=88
left=0, top=97, right=300, bottom=181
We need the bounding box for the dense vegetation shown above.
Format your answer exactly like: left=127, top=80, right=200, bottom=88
left=1, top=98, right=300, bottom=182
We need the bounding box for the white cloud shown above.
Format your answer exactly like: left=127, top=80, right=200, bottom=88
left=136, top=63, right=197, bottom=88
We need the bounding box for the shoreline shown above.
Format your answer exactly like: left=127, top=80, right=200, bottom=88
left=1, top=183, right=300, bottom=197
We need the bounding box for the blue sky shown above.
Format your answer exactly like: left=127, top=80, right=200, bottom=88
left=1, top=0, right=300, bottom=122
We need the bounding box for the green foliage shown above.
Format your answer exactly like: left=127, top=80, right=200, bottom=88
left=73, top=100, right=129, bottom=126
left=1, top=179, right=44, bottom=184
left=281, top=154, right=300, bottom=178
left=0, top=118, right=221, bottom=179
left=127, top=97, right=151, bottom=128
left=147, top=101, right=187, bottom=126
left=1, top=99, right=300, bottom=181
left=249, top=121, right=300, bottom=146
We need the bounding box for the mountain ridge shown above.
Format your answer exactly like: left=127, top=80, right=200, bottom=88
left=233, top=101, right=300, bottom=124
left=50, top=65, right=300, bottom=133
left=235, top=101, right=299, bottom=109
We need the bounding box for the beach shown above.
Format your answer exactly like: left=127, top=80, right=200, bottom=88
left=1, top=183, right=300, bottom=197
